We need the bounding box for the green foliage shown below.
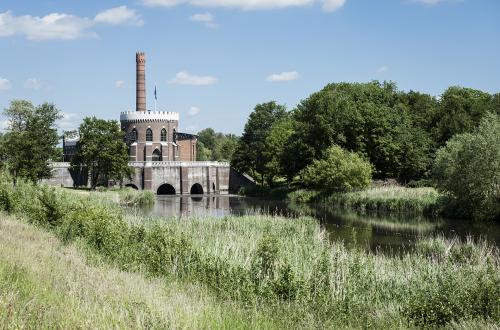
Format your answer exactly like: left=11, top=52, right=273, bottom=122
left=2, top=100, right=61, bottom=185
left=196, top=128, right=239, bottom=161
left=282, top=82, right=434, bottom=182
left=432, top=87, right=496, bottom=146
left=287, top=189, right=321, bottom=203
left=433, top=112, right=500, bottom=221
left=71, top=117, right=131, bottom=190
left=232, top=101, right=287, bottom=185
left=300, top=145, right=373, bottom=192
left=263, top=117, right=294, bottom=184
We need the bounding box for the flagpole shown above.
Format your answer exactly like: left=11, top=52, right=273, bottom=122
left=154, top=83, right=157, bottom=112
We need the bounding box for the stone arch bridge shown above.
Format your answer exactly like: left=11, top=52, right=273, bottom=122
left=46, top=161, right=230, bottom=195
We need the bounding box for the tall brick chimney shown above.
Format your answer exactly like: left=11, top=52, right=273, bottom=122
left=136, top=52, right=146, bottom=112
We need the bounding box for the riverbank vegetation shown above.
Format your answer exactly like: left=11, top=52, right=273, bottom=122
left=0, top=179, right=498, bottom=328
left=289, top=186, right=440, bottom=216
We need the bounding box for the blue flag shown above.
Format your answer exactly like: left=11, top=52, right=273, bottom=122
left=154, top=85, right=157, bottom=100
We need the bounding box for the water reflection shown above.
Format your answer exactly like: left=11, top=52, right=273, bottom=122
left=140, top=195, right=500, bottom=253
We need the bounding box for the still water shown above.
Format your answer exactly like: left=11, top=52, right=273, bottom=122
left=137, top=195, right=500, bottom=253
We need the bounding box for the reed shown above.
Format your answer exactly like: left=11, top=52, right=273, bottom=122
left=290, top=186, right=440, bottom=216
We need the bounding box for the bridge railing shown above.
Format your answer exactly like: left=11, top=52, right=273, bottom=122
left=49, top=161, right=230, bottom=168
left=129, top=161, right=230, bottom=167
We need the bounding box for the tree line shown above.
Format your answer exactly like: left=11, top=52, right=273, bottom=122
left=230, top=81, right=499, bottom=220
left=0, top=101, right=130, bottom=190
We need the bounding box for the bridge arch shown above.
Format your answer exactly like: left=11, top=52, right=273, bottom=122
left=190, top=183, right=204, bottom=195
left=157, top=183, right=176, bottom=195
left=125, top=183, right=139, bottom=190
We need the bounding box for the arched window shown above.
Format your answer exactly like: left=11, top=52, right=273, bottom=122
left=161, top=128, right=167, bottom=142
left=173, top=129, right=176, bottom=143
left=146, top=128, right=153, bottom=142
left=152, top=148, right=162, bottom=161
left=131, top=128, right=137, bottom=142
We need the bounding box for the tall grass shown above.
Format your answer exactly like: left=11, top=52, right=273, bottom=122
left=0, top=215, right=285, bottom=329
left=0, top=178, right=498, bottom=328
left=290, top=186, right=440, bottom=216
left=115, top=188, right=156, bottom=207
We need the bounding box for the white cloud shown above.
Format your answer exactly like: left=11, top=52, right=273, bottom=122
left=188, top=106, right=201, bottom=116
left=0, top=77, right=11, bottom=90
left=57, top=112, right=80, bottom=131
left=322, top=0, right=345, bottom=12
left=190, top=12, right=217, bottom=28
left=143, top=0, right=182, bottom=7
left=0, top=7, right=143, bottom=41
left=0, top=11, right=95, bottom=40
left=115, top=80, right=125, bottom=88
left=266, top=71, right=299, bottom=82
left=94, top=6, right=144, bottom=26
left=376, top=66, right=388, bottom=73
left=168, top=71, right=218, bottom=86
left=142, top=0, right=345, bottom=11
left=24, top=78, right=42, bottom=90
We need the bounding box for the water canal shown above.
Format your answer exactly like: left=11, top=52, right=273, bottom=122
left=134, top=195, right=500, bottom=254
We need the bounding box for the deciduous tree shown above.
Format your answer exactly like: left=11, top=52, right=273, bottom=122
left=2, top=100, right=61, bottom=185
left=71, top=117, right=131, bottom=190
left=433, top=112, right=500, bottom=221
left=232, top=101, right=287, bottom=185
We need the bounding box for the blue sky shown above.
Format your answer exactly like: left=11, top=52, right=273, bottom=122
left=0, top=0, right=499, bottom=134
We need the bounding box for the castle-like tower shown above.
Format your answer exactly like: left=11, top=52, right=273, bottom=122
left=120, top=52, right=197, bottom=162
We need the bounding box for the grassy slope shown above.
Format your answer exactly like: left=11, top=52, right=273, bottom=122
left=0, top=214, right=277, bottom=329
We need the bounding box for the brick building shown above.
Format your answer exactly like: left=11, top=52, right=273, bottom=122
left=120, top=52, right=197, bottom=162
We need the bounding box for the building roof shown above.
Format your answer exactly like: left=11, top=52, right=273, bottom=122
left=175, top=132, right=198, bottom=140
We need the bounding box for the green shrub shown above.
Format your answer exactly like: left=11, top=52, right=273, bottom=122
left=0, top=186, right=12, bottom=213
left=300, top=145, right=373, bottom=192
left=433, top=112, right=500, bottom=221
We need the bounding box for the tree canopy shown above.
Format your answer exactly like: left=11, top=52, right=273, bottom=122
left=196, top=128, right=239, bottom=162
left=71, top=117, right=131, bottom=190
left=232, top=101, right=287, bottom=185
left=2, top=100, right=61, bottom=185
left=230, top=81, right=500, bottom=193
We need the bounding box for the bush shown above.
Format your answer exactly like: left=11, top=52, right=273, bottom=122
left=0, top=186, right=12, bottom=213
left=300, top=145, right=373, bottom=192
left=433, top=112, right=500, bottom=221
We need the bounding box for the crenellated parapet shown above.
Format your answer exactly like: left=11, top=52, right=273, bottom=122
left=120, top=111, right=180, bottom=123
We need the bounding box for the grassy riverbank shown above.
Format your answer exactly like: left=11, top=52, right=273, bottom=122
left=0, top=180, right=498, bottom=328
